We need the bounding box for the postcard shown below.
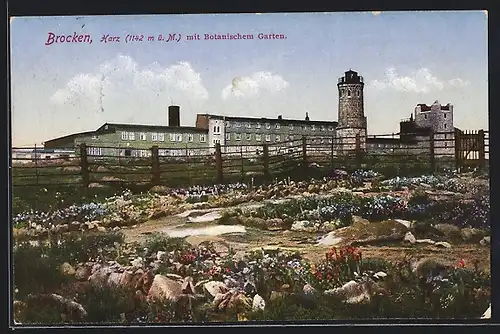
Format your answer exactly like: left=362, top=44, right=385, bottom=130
left=10, top=11, right=490, bottom=325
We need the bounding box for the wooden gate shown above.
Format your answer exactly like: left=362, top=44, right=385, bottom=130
left=454, top=129, right=487, bottom=170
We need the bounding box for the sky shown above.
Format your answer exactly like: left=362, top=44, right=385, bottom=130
left=10, top=11, right=488, bottom=147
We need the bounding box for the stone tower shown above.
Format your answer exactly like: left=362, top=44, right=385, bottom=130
left=336, top=70, right=367, bottom=152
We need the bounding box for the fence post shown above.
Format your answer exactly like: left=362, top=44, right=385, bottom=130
left=151, top=146, right=160, bottom=186
left=330, top=136, right=335, bottom=170
left=215, top=143, right=223, bottom=184
left=454, top=129, right=461, bottom=172
left=263, top=143, right=270, bottom=180
left=355, top=134, right=362, bottom=168
left=429, top=132, right=436, bottom=173
left=302, top=136, right=308, bottom=179
left=478, top=130, right=486, bottom=170
left=79, top=143, right=89, bottom=188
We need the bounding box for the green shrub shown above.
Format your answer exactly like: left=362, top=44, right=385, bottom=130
left=138, top=233, right=190, bottom=257
left=73, top=285, right=135, bottom=323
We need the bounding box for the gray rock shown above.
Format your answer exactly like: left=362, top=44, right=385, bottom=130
left=480, top=236, right=490, bottom=246
left=434, top=241, right=452, bottom=248
left=252, top=294, right=266, bottom=311
left=404, top=232, right=417, bottom=244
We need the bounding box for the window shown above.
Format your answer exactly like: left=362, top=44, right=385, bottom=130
left=256, top=123, right=261, bottom=129
left=199, top=134, right=206, bottom=143
left=213, top=139, right=220, bottom=147
left=444, top=123, right=447, bottom=129
left=150, top=133, right=157, bottom=141
left=169, top=133, right=176, bottom=142
left=289, top=124, right=294, bottom=131
left=265, top=123, right=271, bottom=129
left=424, top=114, right=427, bottom=119
left=311, top=125, right=316, bottom=131
left=328, top=138, right=333, bottom=144
left=87, top=147, right=103, bottom=156
left=176, top=134, right=183, bottom=142
left=302, top=125, right=307, bottom=131
left=321, top=126, right=325, bottom=132
left=265, top=134, right=271, bottom=142
left=159, top=149, right=168, bottom=156
left=255, top=134, right=262, bottom=141
left=444, top=113, right=447, bottom=118
left=213, top=126, right=221, bottom=134
left=186, top=134, right=193, bottom=142
left=357, top=90, right=360, bottom=97
left=128, top=132, right=135, bottom=140
left=91, top=135, right=99, bottom=140
left=235, top=122, right=241, bottom=128
left=275, top=135, right=281, bottom=142
left=225, top=133, right=231, bottom=140
left=246, top=133, right=252, bottom=141
left=158, top=133, right=165, bottom=142
left=104, top=125, right=109, bottom=130
left=235, top=133, right=242, bottom=141
left=320, top=139, right=325, bottom=144
left=444, top=142, right=448, bottom=147
left=275, top=124, right=280, bottom=129
left=328, top=126, right=334, bottom=131
left=121, top=132, right=128, bottom=140
left=139, top=150, right=149, bottom=158
left=245, top=122, right=251, bottom=129
left=347, top=90, right=351, bottom=97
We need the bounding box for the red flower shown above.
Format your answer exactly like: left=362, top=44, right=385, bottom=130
left=457, top=259, right=466, bottom=268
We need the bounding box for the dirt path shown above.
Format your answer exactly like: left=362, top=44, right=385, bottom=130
left=121, top=215, right=491, bottom=272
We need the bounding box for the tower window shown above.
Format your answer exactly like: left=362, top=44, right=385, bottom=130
left=444, top=123, right=447, bottom=129
left=424, top=114, right=427, bottom=119
left=347, top=90, right=351, bottom=97
left=357, top=90, right=360, bottom=97
left=444, top=113, right=447, bottom=118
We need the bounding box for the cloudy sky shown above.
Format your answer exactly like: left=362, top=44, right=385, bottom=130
left=10, top=11, right=488, bottom=146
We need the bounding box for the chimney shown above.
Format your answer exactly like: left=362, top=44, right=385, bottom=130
left=168, top=105, right=180, bottom=127
left=277, top=115, right=283, bottom=120
left=305, top=112, right=310, bottom=121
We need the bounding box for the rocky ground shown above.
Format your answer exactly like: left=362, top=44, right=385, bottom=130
left=12, top=169, right=491, bottom=323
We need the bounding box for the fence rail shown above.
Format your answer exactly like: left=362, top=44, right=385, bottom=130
left=11, top=130, right=489, bottom=188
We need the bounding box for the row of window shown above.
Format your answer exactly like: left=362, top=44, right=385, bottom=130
left=120, top=131, right=207, bottom=143
left=224, top=133, right=334, bottom=144
left=339, top=89, right=361, bottom=98
left=223, top=122, right=335, bottom=132
left=87, top=147, right=199, bottom=157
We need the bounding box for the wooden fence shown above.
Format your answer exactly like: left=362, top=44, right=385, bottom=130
left=11, top=130, right=489, bottom=189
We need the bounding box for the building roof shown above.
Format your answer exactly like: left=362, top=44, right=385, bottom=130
left=97, top=123, right=208, bottom=133
left=43, top=131, right=96, bottom=146
left=199, top=114, right=338, bottom=126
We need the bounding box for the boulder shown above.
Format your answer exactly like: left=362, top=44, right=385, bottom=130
left=291, top=220, right=317, bottom=233
left=324, top=279, right=385, bottom=304
left=75, top=265, right=92, bottom=281
left=252, top=294, right=266, bottom=311
left=460, top=228, right=487, bottom=243
left=434, top=224, right=462, bottom=242
left=319, top=219, right=409, bottom=247
left=59, top=262, right=76, bottom=276
left=147, top=274, right=183, bottom=302
left=480, top=236, right=490, bottom=246
left=204, top=281, right=228, bottom=298
left=403, top=232, right=417, bottom=244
